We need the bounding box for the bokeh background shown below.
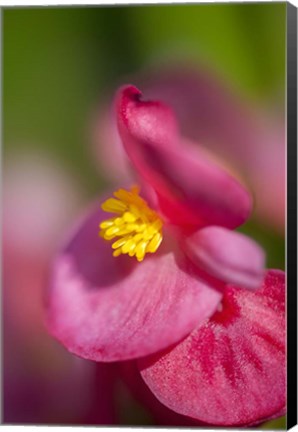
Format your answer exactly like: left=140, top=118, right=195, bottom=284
left=3, top=3, right=286, bottom=428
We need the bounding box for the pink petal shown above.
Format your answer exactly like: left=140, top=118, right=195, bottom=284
left=141, top=66, right=263, bottom=164
left=141, top=66, right=285, bottom=232
left=46, top=205, right=222, bottom=362
left=116, top=85, right=252, bottom=229
left=118, top=361, right=205, bottom=427
left=139, top=270, right=286, bottom=426
left=182, top=226, right=265, bottom=290
left=117, top=85, right=179, bottom=149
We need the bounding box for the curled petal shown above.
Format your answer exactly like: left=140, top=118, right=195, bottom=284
left=182, top=226, right=265, bottom=290
left=117, top=85, right=179, bottom=149
left=139, top=270, right=286, bottom=426
left=116, top=85, right=252, bottom=229
left=46, top=205, right=221, bottom=362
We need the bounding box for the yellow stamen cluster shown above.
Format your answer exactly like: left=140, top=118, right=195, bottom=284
left=99, top=186, right=163, bottom=262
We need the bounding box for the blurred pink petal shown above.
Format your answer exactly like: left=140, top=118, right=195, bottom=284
left=116, top=85, right=252, bottom=229
left=3, top=152, right=82, bottom=259
left=91, top=105, right=133, bottom=182
left=47, top=205, right=222, bottom=362
left=182, top=226, right=265, bottom=290
left=139, top=270, right=286, bottom=426
left=3, top=151, right=116, bottom=424
left=3, top=151, right=84, bottom=338
left=248, top=126, right=285, bottom=231
left=141, top=65, right=285, bottom=231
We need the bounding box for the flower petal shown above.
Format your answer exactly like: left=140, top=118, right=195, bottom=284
left=118, top=361, right=205, bottom=427
left=116, top=85, right=252, bottom=229
left=46, top=205, right=222, bottom=362
left=141, top=66, right=285, bottom=232
left=117, top=85, right=179, bottom=149
left=182, top=226, right=265, bottom=290
left=139, top=270, right=286, bottom=426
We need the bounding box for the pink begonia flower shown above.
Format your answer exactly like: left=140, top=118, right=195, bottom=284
left=47, top=86, right=285, bottom=426
left=48, top=86, right=264, bottom=361
left=3, top=152, right=116, bottom=424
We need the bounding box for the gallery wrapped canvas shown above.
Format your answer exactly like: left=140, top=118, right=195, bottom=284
left=2, top=1, right=296, bottom=429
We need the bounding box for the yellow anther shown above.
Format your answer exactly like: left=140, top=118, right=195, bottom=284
left=112, top=237, right=130, bottom=249
left=113, top=248, right=122, bottom=257
left=114, top=217, right=124, bottom=226
left=105, top=226, right=121, bottom=237
left=135, top=240, right=148, bottom=261
left=129, top=204, right=142, bottom=217
left=147, top=232, right=162, bottom=253
left=99, top=219, right=115, bottom=229
left=123, top=212, right=137, bottom=223
left=124, top=223, right=138, bottom=233
left=100, top=186, right=163, bottom=262
left=121, top=238, right=136, bottom=254
left=143, top=225, right=157, bottom=241
left=101, top=198, right=127, bottom=213
left=133, top=233, right=144, bottom=243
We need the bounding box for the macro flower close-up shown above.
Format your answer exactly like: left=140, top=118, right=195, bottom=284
left=3, top=3, right=287, bottom=428
left=46, top=85, right=285, bottom=427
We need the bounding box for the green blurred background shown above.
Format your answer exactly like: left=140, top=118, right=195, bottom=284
left=3, top=3, right=286, bottom=428
left=3, top=3, right=286, bottom=191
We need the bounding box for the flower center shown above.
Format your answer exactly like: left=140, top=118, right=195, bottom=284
left=99, top=186, right=163, bottom=262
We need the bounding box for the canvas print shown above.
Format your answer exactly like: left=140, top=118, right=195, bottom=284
left=3, top=2, right=287, bottom=428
